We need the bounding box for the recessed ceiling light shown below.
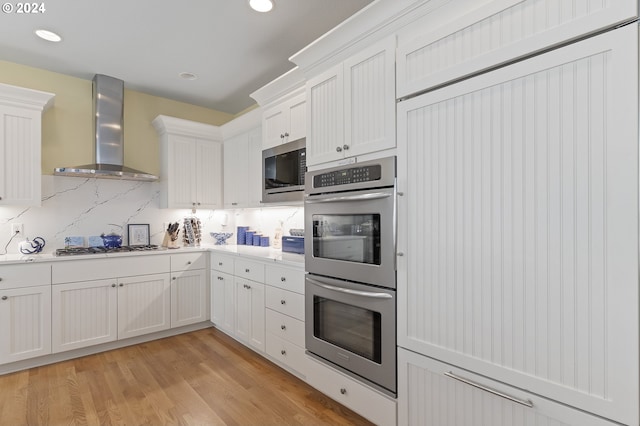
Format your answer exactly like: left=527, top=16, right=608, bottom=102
left=35, top=29, right=62, bottom=42
left=249, top=0, right=274, bottom=13
left=179, top=72, right=198, bottom=81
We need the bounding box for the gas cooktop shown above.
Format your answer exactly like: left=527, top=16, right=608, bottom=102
left=55, top=245, right=160, bottom=256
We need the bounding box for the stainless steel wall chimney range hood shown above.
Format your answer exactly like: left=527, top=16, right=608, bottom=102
left=54, top=74, right=158, bottom=181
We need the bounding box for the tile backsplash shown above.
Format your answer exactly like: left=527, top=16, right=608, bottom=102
left=0, top=176, right=303, bottom=255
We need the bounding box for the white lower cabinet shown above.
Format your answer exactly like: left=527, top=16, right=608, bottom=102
left=0, top=284, right=52, bottom=364
left=235, top=277, right=265, bottom=352
left=168, top=252, right=210, bottom=330
left=306, top=355, right=397, bottom=426
left=211, top=270, right=236, bottom=334
left=52, top=273, right=171, bottom=352
left=398, top=348, right=617, bottom=426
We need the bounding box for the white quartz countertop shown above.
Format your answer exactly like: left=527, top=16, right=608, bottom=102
left=0, top=244, right=305, bottom=268
left=208, top=244, right=305, bottom=268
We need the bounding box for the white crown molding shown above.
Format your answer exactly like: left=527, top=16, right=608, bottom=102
left=0, top=82, right=55, bottom=111
left=152, top=115, right=222, bottom=141
left=290, top=0, right=452, bottom=77
left=249, top=67, right=305, bottom=107
left=220, top=107, right=262, bottom=140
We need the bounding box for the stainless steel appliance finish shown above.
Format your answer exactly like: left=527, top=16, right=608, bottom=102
left=304, top=156, right=398, bottom=396
left=54, top=74, right=158, bottom=182
left=262, top=137, right=306, bottom=203
left=55, top=244, right=160, bottom=256
left=305, top=274, right=397, bottom=395
left=304, top=156, right=396, bottom=288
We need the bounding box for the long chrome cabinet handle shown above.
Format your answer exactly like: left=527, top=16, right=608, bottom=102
left=307, top=278, right=392, bottom=299
left=305, top=192, right=391, bottom=204
left=444, top=372, right=533, bottom=408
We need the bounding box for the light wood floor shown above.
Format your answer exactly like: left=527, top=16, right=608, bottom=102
left=0, top=327, right=374, bottom=425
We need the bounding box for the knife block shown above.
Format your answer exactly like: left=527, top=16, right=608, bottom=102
left=161, top=231, right=180, bottom=249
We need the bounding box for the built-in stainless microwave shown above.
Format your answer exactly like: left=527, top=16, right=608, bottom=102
left=262, top=138, right=306, bottom=203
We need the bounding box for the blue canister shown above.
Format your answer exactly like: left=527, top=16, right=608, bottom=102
left=245, top=231, right=255, bottom=245
left=260, top=236, right=270, bottom=247
left=253, top=234, right=261, bottom=246
left=237, top=226, right=249, bottom=245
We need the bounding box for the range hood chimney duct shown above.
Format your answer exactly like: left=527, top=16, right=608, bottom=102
left=54, top=74, right=158, bottom=181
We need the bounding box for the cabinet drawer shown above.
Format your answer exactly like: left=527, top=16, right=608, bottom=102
left=234, top=259, right=264, bottom=282
left=307, top=356, right=396, bottom=426
left=265, top=265, right=304, bottom=294
left=266, top=308, right=305, bottom=347
left=53, top=256, right=170, bottom=283
left=211, top=252, right=234, bottom=274
left=266, top=333, right=308, bottom=377
left=171, top=252, right=206, bottom=271
left=398, top=348, right=619, bottom=426
left=265, top=286, right=304, bottom=321
left=0, top=263, right=51, bottom=288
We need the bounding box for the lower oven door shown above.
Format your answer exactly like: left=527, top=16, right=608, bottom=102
left=305, top=274, right=396, bottom=394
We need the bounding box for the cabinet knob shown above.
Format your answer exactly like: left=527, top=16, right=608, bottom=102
left=173, top=277, right=177, bottom=280
left=0, top=196, right=2, bottom=200
left=1, top=296, right=7, bottom=300
left=280, top=134, right=285, bottom=139
left=280, top=324, right=286, bottom=330
left=336, top=146, right=342, bottom=152
left=284, top=132, right=289, bottom=137
left=245, top=268, right=250, bottom=273
left=111, top=283, right=116, bottom=287
left=280, top=299, right=286, bottom=305
left=218, top=276, right=223, bottom=281
left=0, top=277, right=3, bottom=281
left=231, top=202, right=238, bottom=206
left=343, top=144, right=349, bottom=151
left=197, top=202, right=201, bottom=206
left=246, top=284, right=251, bottom=290
left=340, top=388, right=347, bottom=395
left=397, top=252, right=405, bottom=257
left=187, top=261, right=192, bottom=265
left=218, top=262, right=223, bottom=266
left=280, top=277, right=286, bottom=282
left=119, top=283, right=124, bottom=287
left=281, top=349, right=286, bottom=356
left=192, top=202, right=196, bottom=206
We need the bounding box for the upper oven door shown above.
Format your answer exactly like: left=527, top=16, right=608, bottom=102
left=304, top=187, right=396, bottom=288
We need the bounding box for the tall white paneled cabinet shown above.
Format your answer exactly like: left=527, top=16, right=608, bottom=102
left=397, top=20, right=638, bottom=426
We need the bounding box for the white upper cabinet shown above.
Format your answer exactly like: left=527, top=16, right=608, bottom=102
left=262, top=92, right=306, bottom=149
left=306, top=36, right=396, bottom=167
left=0, top=83, right=54, bottom=207
left=152, top=115, right=223, bottom=209
left=397, top=25, right=638, bottom=425
left=397, top=0, right=638, bottom=98
left=221, top=108, right=263, bottom=208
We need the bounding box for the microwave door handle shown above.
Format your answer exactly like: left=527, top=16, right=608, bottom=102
left=307, top=278, right=393, bottom=299
left=305, top=192, right=391, bottom=204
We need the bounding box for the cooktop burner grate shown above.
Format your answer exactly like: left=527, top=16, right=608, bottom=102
left=55, top=245, right=160, bottom=256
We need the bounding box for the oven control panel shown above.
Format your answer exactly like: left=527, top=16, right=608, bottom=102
left=313, top=164, right=382, bottom=187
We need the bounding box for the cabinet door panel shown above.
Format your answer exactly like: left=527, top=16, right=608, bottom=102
left=263, top=105, right=287, bottom=149
left=397, top=25, right=638, bottom=425
left=0, top=285, right=51, bottom=363
left=171, top=269, right=208, bottom=327
left=167, top=135, right=197, bottom=208
left=0, top=106, right=41, bottom=206
left=52, top=279, right=117, bottom=353
left=306, top=64, right=344, bottom=166
left=197, top=139, right=223, bottom=208
left=223, top=133, right=250, bottom=208
left=345, top=36, right=396, bottom=157
left=287, top=94, right=306, bottom=142
left=211, top=271, right=235, bottom=333
left=118, top=273, right=170, bottom=339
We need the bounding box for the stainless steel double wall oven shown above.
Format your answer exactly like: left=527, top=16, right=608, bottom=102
left=304, top=156, right=397, bottom=396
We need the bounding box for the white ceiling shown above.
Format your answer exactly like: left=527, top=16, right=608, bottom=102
left=0, top=0, right=374, bottom=115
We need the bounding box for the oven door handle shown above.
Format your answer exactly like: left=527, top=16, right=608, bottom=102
left=305, top=192, right=391, bottom=203
left=307, top=278, right=393, bottom=299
